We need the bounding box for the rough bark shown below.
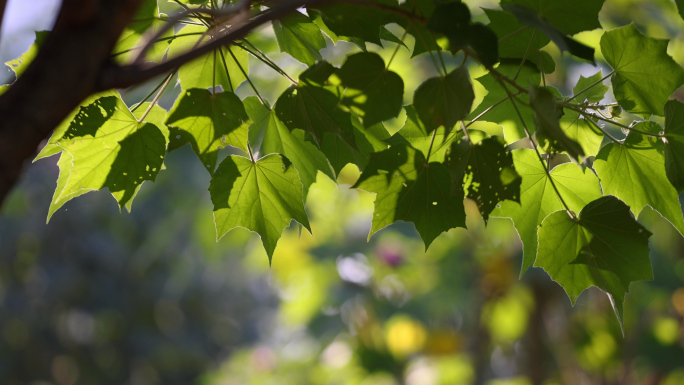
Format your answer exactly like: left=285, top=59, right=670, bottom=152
left=0, top=0, right=144, bottom=206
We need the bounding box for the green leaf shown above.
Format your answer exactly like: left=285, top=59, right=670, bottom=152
left=48, top=95, right=168, bottom=221
left=397, top=0, right=440, bottom=57
left=413, top=66, right=475, bottom=135
left=594, top=122, right=684, bottom=235
left=168, top=25, right=248, bottom=91
left=273, top=11, right=326, bottom=66
left=426, top=1, right=470, bottom=51
left=275, top=65, right=357, bottom=148
left=664, top=99, right=684, bottom=193
left=557, top=110, right=603, bottom=157
left=501, top=4, right=595, bottom=63
left=321, top=114, right=390, bottom=175
left=113, top=0, right=170, bottom=63
left=492, top=149, right=602, bottom=274
left=677, top=0, right=684, bottom=22
left=483, top=9, right=555, bottom=73
left=165, top=89, right=249, bottom=174
left=386, top=105, right=449, bottom=163
left=245, top=97, right=335, bottom=198
left=307, top=0, right=398, bottom=46
left=572, top=70, right=609, bottom=103
left=353, top=145, right=466, bottom=249
left=308, top=8, right=367, bottom=51
left=449, top=136, right=522, bottom=223
left=601, top=24, right=684, bottom=117
left=210, top=154, right=311, bottom=262
left=337, top=52, right=404, bottom=127
left=529, top=86, right=584, bottom=160
left=468, top=61, right=540, bottom=142
left=467, top=23, right=500, bottom=68
left=536, top=196, right=652, bottom=329
left=34, top=90, right=121, bottom=160
left=500, top=0, right=605, bottom=35
left=5, top=31, right=49, bottom=80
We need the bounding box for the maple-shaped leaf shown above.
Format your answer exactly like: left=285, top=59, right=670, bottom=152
left=468, top=61, right=541, bottom=142
left=492, top=149, right=602, bottom=274
left=664, top=99, right=684, bottom=192
left=386, top=105, right=449, bottom=162
left=337, top=52, right=404, bottom=127
left=273, top=11, right=326, bottom=66
left=320, top=113, right=390, bottom=175
left=594, top=122, right=684, bottom=235
left=530, top=86, right=584, bottom=160
left=413, top=66, right=475, bottom=135
left=449, top=136, right=521, bottom=223
left=536, top=196, right=652, bottom=331
left=500, top=0, right=605, bottom=36
left=35, top=90, right=121, bottom=161
left=165, top=89, right=249, bottom=174
left=353, top=145, right=466, bottom=249
left=572, top=70, right=609, bottom=103
left=275, top=64, right=357, bottom=148
left=47, top=95, right=168, bottom=221
left=601, top=24, right=684, bottom=117
left=245, top=97, right=335, bottom=198
left=168, top=25, right=248, bottom=91
left=209, top=154, right=311, bottom=263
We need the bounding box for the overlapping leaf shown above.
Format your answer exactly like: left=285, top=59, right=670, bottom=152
left=449, top=136, right=521, bottom=223
left=601, top=24, right=684, bottom=117
left=413, top=66, right=475, bottom=135
left=492, top=149, right=602, bottom=274
left=500, top=0, right=605, bottom=35
left=501, top=4, right=595, bottom=63
left=484, top=9, right=555, bottom=73
left=337, top=52, right=404, bottom=127
left=320, top=114, right=390, bottom=175
left=386, top=105, right=449, bottom=163
left=245, top=97, right=334, bottom=198
left=275, top=64, right=356, bottom=148
left=594, top=122, right=684, bottom=235
left=353, top=145, right=466, bottom=249
left=168, top=25, right=248, bottom=91
left=536, top=196, right=652, bottom=329
left=273, top=11, right=327, bottom=65
left=307, top=0, right=399, bottom=46
left=47, top=95, right=168, bottom=220
left=113, top=0, right=170, bottom=63
left=664, top=99, right=684, bottom=192
left=210, top=154, right=310, bottom=262
left=468, top=61, right=540, bottom=142
left=529, top=86, right=584, bottom=160
left=165, top=89, right=249, bottom=174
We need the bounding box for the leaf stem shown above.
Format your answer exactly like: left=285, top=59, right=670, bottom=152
left=430, top=30, right=448, bottom=75
left=426, top=129, right=438, bottom=162
left=137, top=69, right=176, bottom=123
left=495, top=74, right=576, bottom=218
left=583, top=113, right=621, bottom=144
left=498, top=26, right=530, bottom=44
left=227, top=45, right=266, bottom=104
left=513, top=29, right=537, bottom=81
left=237, top=39, right=297, bottom=84
left=386, top=29, right=409, bottom=69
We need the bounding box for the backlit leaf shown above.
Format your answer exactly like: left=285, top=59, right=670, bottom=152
left=165, top=89, right=249, bottom=174
left=492, top=149, right=602, bottom=274
left=210, top=154, right=310, bottom=262
left=273, top=11, right=326, bottom=65
left=664, top=99, right=684, bottom=193
left=353, top=145, right=466, bottom=249
left=413, top=66, right=475, bottom=135
left=536, top=196, right=652, bottom=330
left=601, top=24, right=684, bottom=117
left=594, top=122, right=684, bottom=235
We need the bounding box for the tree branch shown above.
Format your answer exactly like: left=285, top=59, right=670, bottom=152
left=98, top=0, right=326, bottom=90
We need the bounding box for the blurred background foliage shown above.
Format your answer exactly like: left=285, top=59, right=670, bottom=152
left=1, top=0, right=684, bottom=384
